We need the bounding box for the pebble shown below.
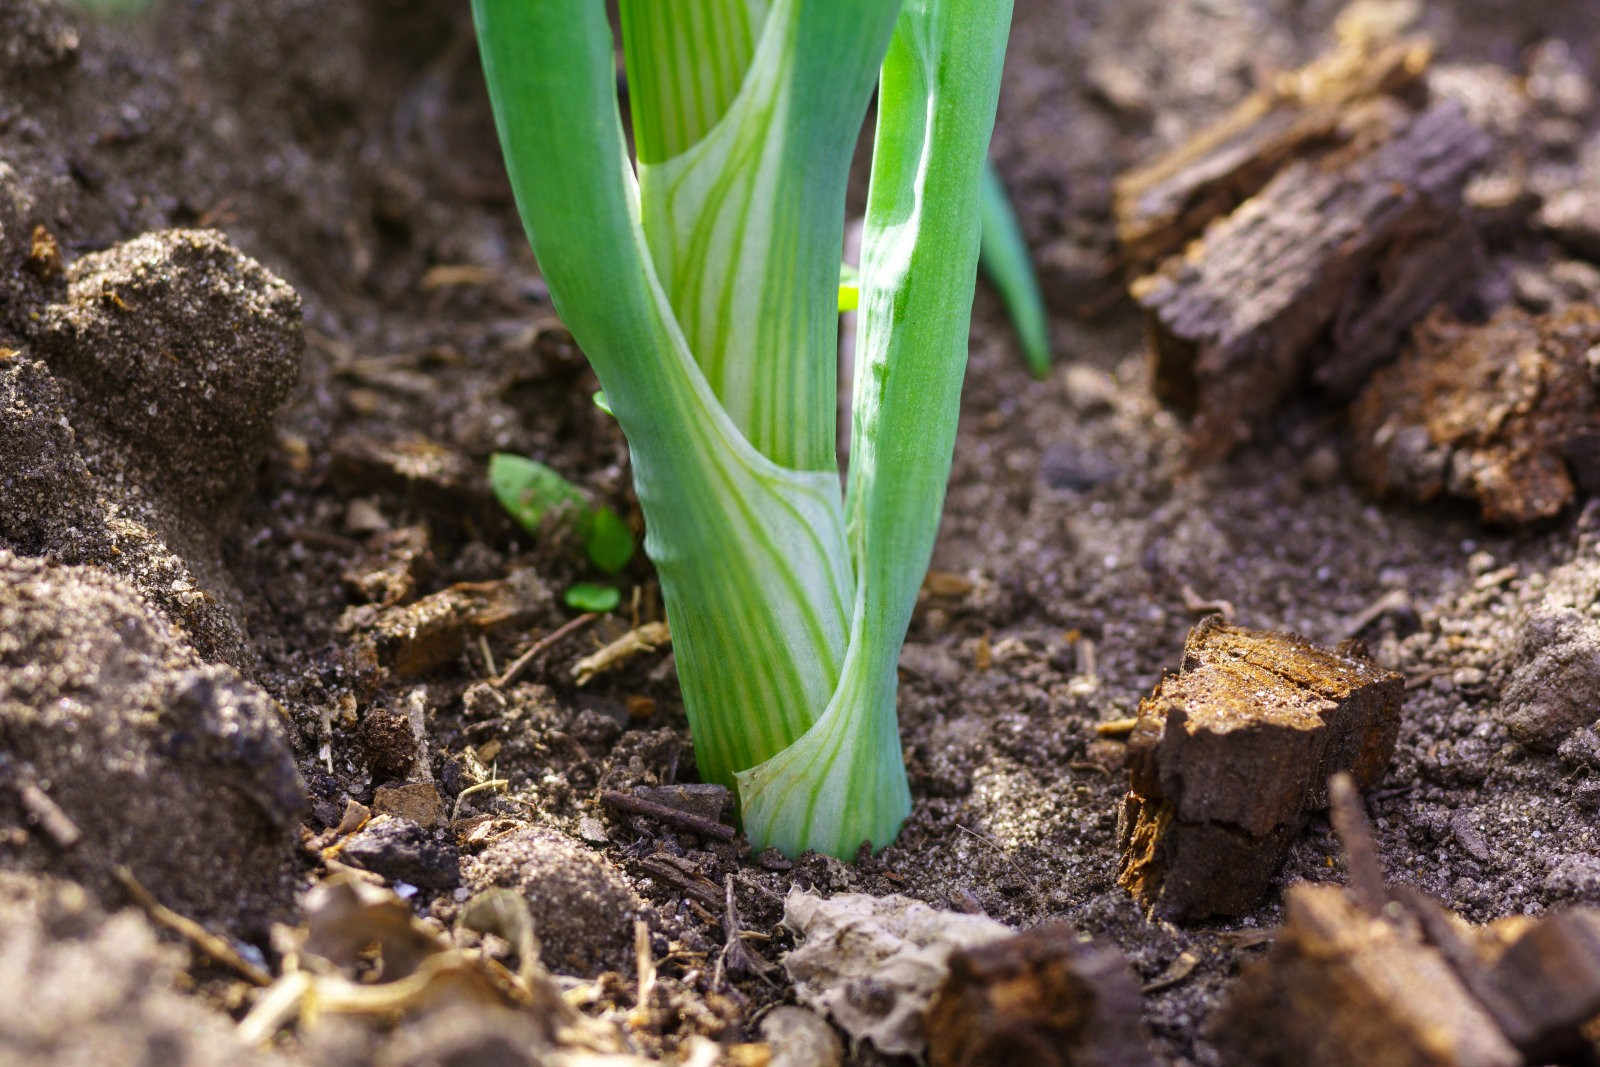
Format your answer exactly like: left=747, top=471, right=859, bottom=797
left=340, top=815, right=461, bottom=891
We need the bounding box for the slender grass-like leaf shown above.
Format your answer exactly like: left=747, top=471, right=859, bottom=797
left=980, top=160, right=1052, bottom=378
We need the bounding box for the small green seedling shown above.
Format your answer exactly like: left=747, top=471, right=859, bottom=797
left=489, top=453, right=634, bottom=611
left=474, top=0, right=1013, bottom=858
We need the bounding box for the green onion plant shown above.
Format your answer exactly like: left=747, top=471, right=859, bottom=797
left=473, top=0, right=1013, bottom=858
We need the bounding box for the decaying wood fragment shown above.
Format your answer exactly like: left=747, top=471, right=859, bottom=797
left=926, top=922, right=1156, bottom=1067
left=1215, top=883, right=1523, bottom=1067
left=1347, top=304, right=1600, bottom=524
left=1115, top=619, right=1401, bottom=920
left=329, top=429, right=498, bottom=525
left=343, top=568, right=550, bottom=677
left=1216, top=771, right=1600, bottom=1066
left=1115, top=15, right=1432, bottom=273
left=1115, top=8, right=1493, bottom=456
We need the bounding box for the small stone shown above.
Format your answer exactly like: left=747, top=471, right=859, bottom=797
left=371, top=782, right=443, bottom=829
left=1526, top=39, right=1593, bottom=119
left=1449, top=809, right=1491, bottom=864
left=339, top=815, right=460, bottom=891
left=1039, top=441, right=1119, bottom=492
left=1498, top=608, right=1600, bottom=750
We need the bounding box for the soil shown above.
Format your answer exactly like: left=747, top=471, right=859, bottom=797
left=2, top=0, right=1599, bottom=1064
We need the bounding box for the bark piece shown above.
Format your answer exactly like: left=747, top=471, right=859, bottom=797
left=1115, top=12, right=1494, bottom=457
left=1471, top=907, right=1600, bottom=1063
left=926, top=922, right=1156, bottom=1067
left=1115, top=26, right=1432, bottom=274
left=1219, top=761, right=1600, bottom=1064
left=1116, top=620, right=1402, bottom=920
left=1347, top=304, right=1600, bottom=524
left=342, top=568, right=550, bottom=678
left=1214, top=884, right=1523, bottom=1067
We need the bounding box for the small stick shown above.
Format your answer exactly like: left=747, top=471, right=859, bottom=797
left=600, top=789, right=736, bottom=841
left=113, top=866, right=273, bottom=986
left=1094, top=717, right=1140, bottom=737
left=635, top=918, right=656, bottom=1006
left=1328, top=772, right=1388, bottom=918
left=495, top=613, right=598, bottom=688
left=956, top=823, right=1038, bottom=895
left=13, top=780, right=80, bottom=849
left=637, top=856, right=724, bottom=910
left=451, top=778, right=510, bottom=822
left=1179, top=583, right=1236, bottom=623
left=717, top=874, right=776, bottom=988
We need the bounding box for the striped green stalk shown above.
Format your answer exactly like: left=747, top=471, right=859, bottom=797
left=473, top=0, right=1012, bottom=858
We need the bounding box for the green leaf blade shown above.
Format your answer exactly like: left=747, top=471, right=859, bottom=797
left=633, top=0, right=902, bottom=470
left=980, top=160, right=1052, bottom=378
left=742, top=0, right=1015, bottom=859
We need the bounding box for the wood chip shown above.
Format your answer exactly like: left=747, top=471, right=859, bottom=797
left=346, top=569, right=550, bottom=678
left=927, top=922, right=1157, bottom=1067
left=372, top=782, right=444, bottom=829
left=1215, top=883, right=1521, bottom=1067
left=1116, top=618, right=1402, bottom=920
left=1347, top=304, right=1600, bottom=524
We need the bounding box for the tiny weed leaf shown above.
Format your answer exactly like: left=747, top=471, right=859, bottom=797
left=489, top=453, right=585, bottom=533
left=564, top=582, right=620, bottom=613
left=491, top=452, right=634, bottom=573
left=583, top=506, right=635, bottom=574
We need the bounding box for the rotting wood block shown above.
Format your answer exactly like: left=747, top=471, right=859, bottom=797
left=1115, top=15, right=1432, bottom=274
left=1214, top=767, right=1600, bottom=1065
left=1115, top=619, right=1401, bottom=921
left=1347, top=304, right=1600, bottom=524
left=926, top=921, right=1156, bottom=1067
left=1214, top=884, right=1524, bottom=1067
left=1114, top=7, right=1493, bottom=458
left=342, top=568, right=549, bottom=677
